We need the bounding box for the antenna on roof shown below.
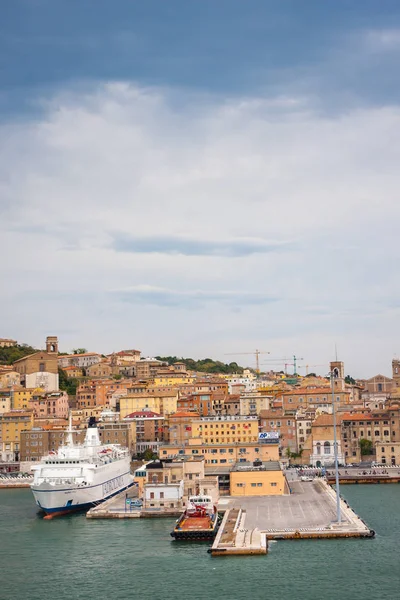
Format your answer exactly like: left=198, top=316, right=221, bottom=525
left=335, top=343, right=338, bottom=361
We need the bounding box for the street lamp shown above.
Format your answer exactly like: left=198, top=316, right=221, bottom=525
left=330, top=369, right=341, bottom=523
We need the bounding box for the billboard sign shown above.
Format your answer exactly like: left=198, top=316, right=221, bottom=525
left=258, top=431, right=280, bottom=444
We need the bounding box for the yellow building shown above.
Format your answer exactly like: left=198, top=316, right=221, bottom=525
left=191, top=416, right=259, bottom=444
left=0, top=390, right=12, bottom=414
left=230, top=462, right=288, bottom=496
left=160, top=437, right=279, bottom=465
left=375, top=441, right=400, bottom=466
left=153, top=373, right=194, bottom=387
left=12, top=387, right=40, bottom=410
left=120, top=390, right=178, bottom=418
left=0, top=370, right=20, bottom=388
left=1, top=410, right=34, bottom=461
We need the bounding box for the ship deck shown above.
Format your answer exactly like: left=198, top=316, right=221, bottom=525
left=179, top=517, right=214, bottom=531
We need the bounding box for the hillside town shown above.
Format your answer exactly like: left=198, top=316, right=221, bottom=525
left=1, top=335, right=400, bottom=481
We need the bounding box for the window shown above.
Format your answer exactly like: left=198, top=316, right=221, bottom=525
left=251, top=483, right=257, bottom=487
left=384, top=430, right=389, bottom=436
left=160, top=492, right=164, bottom=499
left=324, top=441, right=331, bottom=455
left=316, top=442, right=321, bottom=455
left=236, top=483, right=244, bottom=488
left=374, top=431, right=380, bottom=437
left=271, top=483, right=277, bottom=487
left=39, top=363, right=45, bottom=372
left=257, top=483, right=262, bottom=487
left=381, top=447, right=385, bottom=453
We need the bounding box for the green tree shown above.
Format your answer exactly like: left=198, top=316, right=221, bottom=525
left=345, top=375, right=356, bottom=384
left=72, top=348, right=87, bottom=355
left=58, top=368, right=80, bottom=396
left=143, top=448, right=158, bottom=461
left=155, top=356, right=245, bottom=374
left=0, top=344, right=37, bottom=366
left=359, top=438, right=373, bottom=456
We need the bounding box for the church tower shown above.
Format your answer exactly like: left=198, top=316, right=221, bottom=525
left=330, top=360, right=345, bottom=391
left=392, top=359, right=400, bottom=384
left=46, top=336, right=58, bottom=354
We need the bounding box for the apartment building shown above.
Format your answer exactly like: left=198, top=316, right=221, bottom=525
left=159, top=437, right=280, bottom=465
left=123, top=410, right=164, bottom=454
left=0, top=411, right=34, bottom=461
left=191, top=415, right=259, bottom=444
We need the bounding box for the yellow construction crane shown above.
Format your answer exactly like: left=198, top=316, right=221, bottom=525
left=224, top=349, right=270, bottom=374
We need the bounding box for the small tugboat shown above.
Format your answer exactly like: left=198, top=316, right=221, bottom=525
left=171, top=495, right=219, bottom=541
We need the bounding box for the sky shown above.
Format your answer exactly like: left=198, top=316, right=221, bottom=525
left=1, top=0, right=400, bottom=377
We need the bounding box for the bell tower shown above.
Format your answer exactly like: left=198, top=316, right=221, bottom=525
left=392, top=359, right=400, bottom=384
left=46, top=336, right=58, bottom=354
left=330, top=360, right=345, bottom=391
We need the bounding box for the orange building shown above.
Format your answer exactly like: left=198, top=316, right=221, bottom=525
left=165, top=411, right=199, bottom=444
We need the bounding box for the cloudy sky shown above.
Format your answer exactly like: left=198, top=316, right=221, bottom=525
left=1, top=1, right=400, bottom=377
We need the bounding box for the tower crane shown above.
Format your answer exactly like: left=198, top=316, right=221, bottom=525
left=224, top=349, right=270, bottom=375
left=260, top=355, right=303, bottom=375
left=297, top=364, right=326, bottom=375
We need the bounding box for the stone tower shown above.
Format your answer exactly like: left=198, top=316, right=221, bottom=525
left=392, top=359, right=400, bottom=384
left=46, top=336, right=58, bottom=354
left=330, top=360, right=345, bottom=391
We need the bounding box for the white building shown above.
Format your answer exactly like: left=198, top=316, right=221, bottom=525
left=58, top=353, right=101, bottom=369
left=310, top=439, right=345, bottom=467
left=25, top=372, right=59, bottom=393
left=144, top=480, right=184, bottom=510
left=226, top=375, right=258, bottom=394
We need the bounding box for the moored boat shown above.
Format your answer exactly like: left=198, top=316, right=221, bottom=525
left=171, top=495, right=219, bottom=540
left=31, top=415, right=133, bottom=518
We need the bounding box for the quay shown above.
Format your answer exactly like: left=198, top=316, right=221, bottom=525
left=87, top=487, right=181, bottom=519
left=87, top=477, right=375, bottom=556
left=0, top=476, right=33, bottom=489
left=326, top=474, right=400, bottom=484
left=210, top=508, right=267, bottom=556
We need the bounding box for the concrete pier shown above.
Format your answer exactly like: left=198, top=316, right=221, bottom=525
left=210, top=508, right=267, bottom=556
left=0, top=476, right=33, bottom=489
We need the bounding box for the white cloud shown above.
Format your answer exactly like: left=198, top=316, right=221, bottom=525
left=1, top=82, right=400, bottom=376
left=363, top=28, right=400, bottom=52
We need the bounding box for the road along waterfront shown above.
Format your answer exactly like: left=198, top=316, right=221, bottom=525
left=1, top=486, right=400, bottom=600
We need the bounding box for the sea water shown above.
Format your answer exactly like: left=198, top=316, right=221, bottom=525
left=0, top=486, right=399, bottom=600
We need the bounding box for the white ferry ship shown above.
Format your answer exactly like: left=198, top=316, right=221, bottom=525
left=31, top=416, right=133, bottom=517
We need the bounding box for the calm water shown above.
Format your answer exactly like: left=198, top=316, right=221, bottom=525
left=1, top=486, right=400, bottom=600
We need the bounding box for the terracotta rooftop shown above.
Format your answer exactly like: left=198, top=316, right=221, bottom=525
left=124, top=411, right=163, bottom=419
left=169, top=411, right=199, bottom=418
left=342, top=413, right=376, bottom=421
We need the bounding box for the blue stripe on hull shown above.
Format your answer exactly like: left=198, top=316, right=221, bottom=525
left=38, top=482, right=134, bottom=515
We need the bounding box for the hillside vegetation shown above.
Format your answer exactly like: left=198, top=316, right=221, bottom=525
left=0, top=344, right=38, bottom=366
left=155, top=356, right=245, bottom=374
